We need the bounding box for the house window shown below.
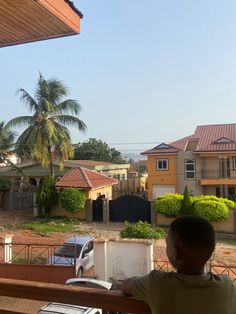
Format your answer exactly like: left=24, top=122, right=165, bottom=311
left=185, top=160, right=195, bottom=179
left=157, top=159, right=168, bottom=170
left=233, top=157, right=236, bottom=170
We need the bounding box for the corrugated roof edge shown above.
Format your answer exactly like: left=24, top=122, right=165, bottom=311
left=65, top=0, right=83, bottom=18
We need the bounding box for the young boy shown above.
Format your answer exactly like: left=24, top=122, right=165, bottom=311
left=122, top=215, right=236, bottom=314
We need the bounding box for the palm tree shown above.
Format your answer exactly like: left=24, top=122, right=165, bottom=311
left=6, top=73, right=86, bottom=176
left=0, top=121, right=16, bottom=165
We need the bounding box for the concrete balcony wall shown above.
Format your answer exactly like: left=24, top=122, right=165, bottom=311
left=177, top=152, right=203, bottom=195
left=94, top=239, right=153, bottom=282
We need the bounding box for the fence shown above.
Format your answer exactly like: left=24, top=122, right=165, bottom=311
left=154, top=260, right=236, bottom=281
left=0, top=243, right=76, bottom=283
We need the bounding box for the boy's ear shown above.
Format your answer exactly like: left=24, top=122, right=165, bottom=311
left=173, top=246, right=179, bottom=260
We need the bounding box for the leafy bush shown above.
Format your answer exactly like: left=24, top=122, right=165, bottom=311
left=155, top=194, right=183, bottom=216
left=193, top=195, right=235, bottom=209
left=194, top=200, right=228, bottom=221
left=59, top=188, right=86, bottom=212
left=36, top=175, right=58, bottom=215
left=0, top=176, right=11, bottom=191
left=227, top=194, right=236, bottom=203
left=120, top=220, right=165, bottom=240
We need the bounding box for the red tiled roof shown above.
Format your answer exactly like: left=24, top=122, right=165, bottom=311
left=55, top=167, right=118, bottom=189
left=194, top=124, right=236, bottom=152
left=141, top=143, right=180, bottom=155
left=141, top=123, right=236, bottom=155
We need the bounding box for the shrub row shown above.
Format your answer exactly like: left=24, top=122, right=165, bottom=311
left=120, top=220, right=166, bottom=240
left=155, top=193, right=235, bottom=221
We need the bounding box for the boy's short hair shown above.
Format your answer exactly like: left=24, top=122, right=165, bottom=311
left=170, top=215, right=215, bottom=252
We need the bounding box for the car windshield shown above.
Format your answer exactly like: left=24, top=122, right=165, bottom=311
left=54, top=244, right=83, bottom=258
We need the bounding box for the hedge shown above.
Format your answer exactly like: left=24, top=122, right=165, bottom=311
left=194, top=200, right=229, bottom=222
left=59, top=188, right=86, bottom=212
left=155, top=194, right=183, bottom=217
left=155, top=193, right=233, bottom=222
left=193, top=195, right=235, bottom=209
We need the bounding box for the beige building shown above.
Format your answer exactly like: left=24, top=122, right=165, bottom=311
left=142, top=123, right=236, bottom=199
left=65, top=160, right=130, bottom=180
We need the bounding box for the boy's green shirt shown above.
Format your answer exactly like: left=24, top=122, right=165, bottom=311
left=130, top=270, right=236, bottom=314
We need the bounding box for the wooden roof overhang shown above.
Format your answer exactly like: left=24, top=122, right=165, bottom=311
left=0, top=0, right=83, bottom=48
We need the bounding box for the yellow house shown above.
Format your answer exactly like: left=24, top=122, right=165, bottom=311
left=142, top=143, right=179, bottom=200
left=142, top=123, right=236, bottom=200
left=54, top=167, right=118, bottom=218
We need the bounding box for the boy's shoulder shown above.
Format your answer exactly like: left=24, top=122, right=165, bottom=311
left=149, top=270, right=234, bottom=286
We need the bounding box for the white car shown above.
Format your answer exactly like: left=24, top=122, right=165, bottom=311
left=38, top=278, right=127, bottom=314
left=37, top=279, right=113, bottom=314
left=48, top=236, right=94, bottom=277
left=65, top=277, right=112, bottom=290
left=38, top=302, right=101, bottom=314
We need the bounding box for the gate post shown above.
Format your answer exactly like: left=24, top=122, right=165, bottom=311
left=86, top=199, right=93, bottom=222
left=150, top=201, right=157, bottom=227
left=102, top=199, right=109, bottom=225
left=1, top=234, right=13, bottom=263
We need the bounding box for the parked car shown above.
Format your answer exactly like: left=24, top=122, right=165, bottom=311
left=37, top=278, right=121, bottom=314
left=65, top=277, right=112, bottom=290
left=38, top=302, right=101, bottom=314
left=47, top=236, right=94, bottom=277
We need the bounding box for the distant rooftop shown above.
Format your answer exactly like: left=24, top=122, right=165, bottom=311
left=56, top=167, right=118, bottom=189
left=142, top=123, right=236, bottom=155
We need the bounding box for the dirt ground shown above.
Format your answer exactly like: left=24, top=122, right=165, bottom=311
left=0, top=209, right=235, bottom=266
left=0, top=209, right=235, bottom=313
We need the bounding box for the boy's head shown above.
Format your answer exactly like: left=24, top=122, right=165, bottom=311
left=166, top=215, right=215, bottom=274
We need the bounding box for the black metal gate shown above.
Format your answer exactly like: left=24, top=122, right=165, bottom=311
left=92, top=196, right=104, bottom=222
left=109, top=194, right=151, bottom=223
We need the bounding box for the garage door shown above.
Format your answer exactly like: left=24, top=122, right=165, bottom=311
left=152, top=185, right=175, bottom=199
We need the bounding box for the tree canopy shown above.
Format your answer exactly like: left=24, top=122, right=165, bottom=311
left=0, top=121, right=16, bottom=165
left=73, top=138, right=125, bottom=162
left=6, top=73, right=86, bottom=176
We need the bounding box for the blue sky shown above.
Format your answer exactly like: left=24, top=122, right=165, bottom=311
left=1, top=0, right=236, bottom=155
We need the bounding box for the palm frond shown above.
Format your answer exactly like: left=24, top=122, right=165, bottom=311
left=55, top=100, right=81, bottom=115
left=53, top=115, right=87, bottom=131
left=16, top=88, right=38, bottom=112
left=5, top=116, right=32, bottom=130
left=15, top=126, right=35, bottom=157
left=0, top=121, right=17, bottom=151
left=51, top=120, right=71, bottom=140
left=48, top=79, right=67, bottom=103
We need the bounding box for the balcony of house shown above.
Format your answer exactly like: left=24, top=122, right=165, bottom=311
left=200, top=169, right=236, bottom=186
left=0, top=278, right=151, bottom=314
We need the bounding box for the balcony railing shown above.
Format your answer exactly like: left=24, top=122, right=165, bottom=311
left=201, top=170, right=230, bottom=179
left=0, top=278, right=151, bottom=314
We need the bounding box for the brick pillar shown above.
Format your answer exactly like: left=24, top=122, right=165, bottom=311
left=102, top=199, right=109, bottom=225
left=86, top=199, right=93, bottom=222
left=150, top=201, right=157, bottom=227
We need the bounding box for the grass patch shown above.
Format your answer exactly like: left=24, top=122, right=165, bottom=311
left=217, top=239, right=236, bottom=246
left=3, top=217, right=88, bottom=235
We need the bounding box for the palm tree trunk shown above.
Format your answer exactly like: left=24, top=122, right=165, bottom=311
left=48, top=145, right=55, bottom=178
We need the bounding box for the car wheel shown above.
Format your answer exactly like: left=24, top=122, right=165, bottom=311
left=77, top=267, right=83, bottom=277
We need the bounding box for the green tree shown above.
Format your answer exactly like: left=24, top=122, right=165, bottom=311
left=181, top=185, right=193, bottom=215
left=36, top=175, right=58, bottom=216
left=0, top=121, right=16, bottom=165
left=6, top=74, right=86, bottom=176
left=73, top=138, right=124, bottom=162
